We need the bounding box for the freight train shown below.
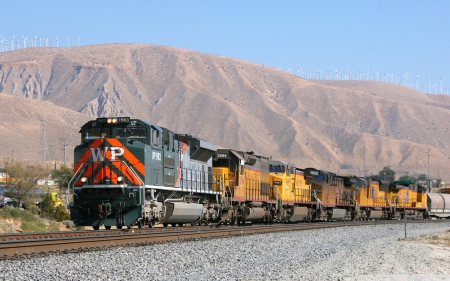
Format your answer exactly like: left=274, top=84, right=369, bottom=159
left=69, top=117, right=450, bottom=230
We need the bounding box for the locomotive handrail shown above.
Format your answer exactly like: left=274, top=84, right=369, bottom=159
left=120, top=161, right=145, bottom=188
left=67, top=162, right=88, bottom=205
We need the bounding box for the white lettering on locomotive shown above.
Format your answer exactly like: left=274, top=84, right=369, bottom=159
left=90, top=147, right=108, bottom=162
left=152, top=151, right=161, bottom=161
left=90, top=147, right=124, bottom=161
left=110, top=147, right=124, bottom=160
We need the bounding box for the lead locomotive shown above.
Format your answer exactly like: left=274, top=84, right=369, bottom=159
left=70, top=117, right=221, bottom=229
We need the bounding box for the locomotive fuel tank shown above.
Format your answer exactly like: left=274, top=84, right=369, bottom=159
left=242, top=207, right=265, bottom=221
left=287, top=207, right=309, bottom=222
left=327, top=208, right=346, bottom=221
left=161, top=202, right=204, bottom=224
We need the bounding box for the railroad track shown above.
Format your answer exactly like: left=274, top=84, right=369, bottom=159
left=0, top=219, right=447, bottom=259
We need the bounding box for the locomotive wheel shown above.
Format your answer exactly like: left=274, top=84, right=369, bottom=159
left=149, top=219, right=155, bottom=228
left=137, top=220, right=144, bottom=228
left=178, top=223, right=183, bottom=227
left=163, top=223, right=168, bottom=227
left=116, top=225, right=122, bottom=229
left=93, top=226, right=100, bottom=230
left=105, top=226, right=111, bottom=230
left=171, top=223, right=176, bottom=227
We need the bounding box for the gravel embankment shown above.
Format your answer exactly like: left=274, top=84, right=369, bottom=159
left=1, top=222, right=450, bottom=281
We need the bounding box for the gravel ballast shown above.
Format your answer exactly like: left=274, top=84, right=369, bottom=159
left=1, top=221, right=450, bottom=280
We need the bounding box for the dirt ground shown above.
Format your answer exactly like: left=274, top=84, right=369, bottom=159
left=404, top=229, right=450, bottom=263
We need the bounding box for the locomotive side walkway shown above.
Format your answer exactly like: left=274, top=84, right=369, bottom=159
left=0, top=220, right=449, bottom=280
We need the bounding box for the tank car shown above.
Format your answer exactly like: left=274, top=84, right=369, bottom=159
left=69, top=117, right=221, bottom=229
left=426, top=192, right=450, bottom=218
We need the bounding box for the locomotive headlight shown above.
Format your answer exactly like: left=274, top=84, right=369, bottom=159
left=81, top=177, right=88, bottom=183
left=117, top=176, right=123, bottom=182
left=107, top=118, right=118, bottom=124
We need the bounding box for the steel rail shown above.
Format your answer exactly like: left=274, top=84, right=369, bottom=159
left=0, top=219, right=448, bottom=259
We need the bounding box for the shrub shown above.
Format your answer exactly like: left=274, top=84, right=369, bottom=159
left=0, top=206, right=38, bottom=222
left=62, top=220, right=76, bottom=229
left=54, top=205, right=70, bottom=222
left=21, top=220, right=46, bottom=233
left=23, top=201, right=41, bottom=215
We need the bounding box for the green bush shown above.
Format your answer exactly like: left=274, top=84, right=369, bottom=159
left=53, top=205, right=70, bottom=222
left=0, top=206, right=38, bottom=222
left=21, top=220, right=46, bottom=233
left=23, top=201, right=41, bottom=215
left=62, top=220, right=76, bottom=229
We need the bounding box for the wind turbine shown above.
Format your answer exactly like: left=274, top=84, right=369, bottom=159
left=67, top=36, right=70, bottom=47
left=415, top=75, right=419, bottom=90
left=317, top=69, right=321, bottom=80
left=56, top=36, right=58, bottom=47
left=335, top=69, right=340, bottom=80
left=33, top=35, right=37, bottom=47
left=433, top=84, right=437, bottom=94
left=326, top=70, right=332, bottom=80
left=3, top=37, right=8, bottom=51
left=44, top=37, right=49, bottom=47
left=376, top=72, right=379, bottom=81
left=21, top=35, right=28, bottom=48
left=0, top=36, right=4, bottom=52
left=440, top=77, right=443, bottom=95
left=445, top=85, right=449, bottom=95
left=427, top=76, right=432, bottom=94
left=10, top=35, right=14, bottom=50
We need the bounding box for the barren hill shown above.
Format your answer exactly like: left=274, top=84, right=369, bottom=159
left=0, top=44, right=448, bottom=180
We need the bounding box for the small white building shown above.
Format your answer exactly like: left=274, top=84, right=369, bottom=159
left=0, top=168, right=7, bottom=183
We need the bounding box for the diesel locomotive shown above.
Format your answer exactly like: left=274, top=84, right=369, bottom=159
left=69, top=117, right=450, bottom=229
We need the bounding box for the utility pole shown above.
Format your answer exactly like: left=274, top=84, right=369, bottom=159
left=63, top=140, right=68, bottom=166
left=363, top=147, right=367, bottom=178
left=427, top=149, right=431, bottom=192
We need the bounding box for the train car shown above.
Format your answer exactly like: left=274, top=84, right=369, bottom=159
left=426, top=192, right=450, bottom=218
left=69, top=117, right=221, bottom=229
left=269, top=160, right=314, bottom=222
left=339, top=176, right=365, bottom=220
left=385, top=180, right=427, bottom=219
left=302, top=168, right=348, bottom=221
left=212, top=149, right=272, bottom=224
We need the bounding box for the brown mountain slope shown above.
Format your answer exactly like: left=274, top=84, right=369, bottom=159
left=0, top=44, right=448, bottom=180
left=0, top=94, right=90, bottom=163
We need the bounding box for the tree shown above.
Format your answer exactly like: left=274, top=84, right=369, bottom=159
left=4, top=160, right=48, bottom=207
left=378, top=166, right=396, bottom=181
left=398, top=175, right=418, bottom=182
left=418, top=174, right=428, bottom=181
left=51, top=164, right=74, bottom=193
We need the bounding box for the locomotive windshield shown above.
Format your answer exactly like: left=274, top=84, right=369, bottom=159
left=114, top=127, right=147, bottom=138
left=270, top=165, right=285, bottom=173
left=84, top=128, right=110, bottom=139
left=84, top=127, right=147, bottom=139
left=213, top=158, right=238, bottom=173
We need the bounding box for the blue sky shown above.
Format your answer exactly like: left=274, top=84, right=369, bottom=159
left=2, top=1, right=449, bottom=94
